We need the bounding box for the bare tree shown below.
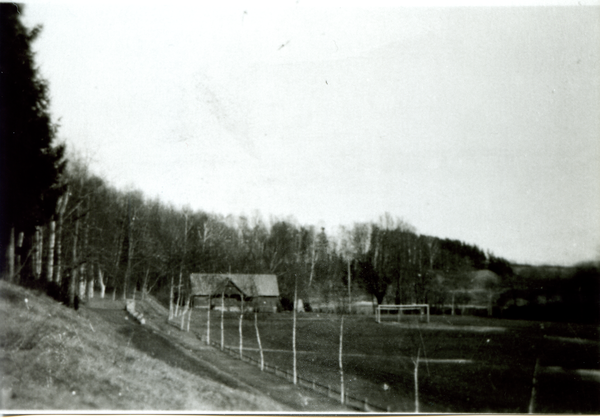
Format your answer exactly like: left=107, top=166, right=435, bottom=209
left=175, top=211, right=189, bottom=316
left=292, top=280, right=298, bottom=385
left=97, top=264, right=106, bottom=298
left=339, top=315, right=345, bottom=403
left=122, top=199, right=136, bottom=300
left=254, top=312, right=264, bottom=371
left=52, top=189, right=70, bottom=285
left=69, top=203, right=80, bottom=308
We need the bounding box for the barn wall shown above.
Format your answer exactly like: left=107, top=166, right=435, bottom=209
left=191, top=295, right=278, bottom=313
left=251, top=296, right=278, bottom=313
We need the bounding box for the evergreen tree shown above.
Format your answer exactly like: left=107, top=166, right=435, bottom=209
left=0, top=3, right=65, bottom=278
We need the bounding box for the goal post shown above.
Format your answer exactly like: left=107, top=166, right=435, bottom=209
left=376, top=304, right=430, bottom=323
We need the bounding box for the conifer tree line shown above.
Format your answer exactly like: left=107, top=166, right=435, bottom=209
left=1, top=3, right=518, bottom=311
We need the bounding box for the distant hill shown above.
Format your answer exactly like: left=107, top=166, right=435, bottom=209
left=498, top=263, right=599, bottom=323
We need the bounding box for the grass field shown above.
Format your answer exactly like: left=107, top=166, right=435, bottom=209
left=187, top=308, right=600, bottom=413
left=3, top=278, right=596, bottom=413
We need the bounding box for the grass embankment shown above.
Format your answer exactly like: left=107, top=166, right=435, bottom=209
left=0, top=280, right=284, bottom=412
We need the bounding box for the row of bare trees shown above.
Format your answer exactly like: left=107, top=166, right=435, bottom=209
left=8, top=146, right=504, bottom=312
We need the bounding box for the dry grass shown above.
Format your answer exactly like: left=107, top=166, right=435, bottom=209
left=0, top=280, right=285, bottom=412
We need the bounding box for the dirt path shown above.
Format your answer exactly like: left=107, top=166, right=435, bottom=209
left=87, top=298, right=355, bottom=413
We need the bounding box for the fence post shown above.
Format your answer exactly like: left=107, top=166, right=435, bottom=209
left=364, top=397, right=368, bottom=411
left=239, top=313, right=243, bottom=360
left=414, top=347, right=420, bottom=413
left=312, top=380, right=316, bottom=391
left=206, top=300, right=210, bottom=344
left=528, top=358, right=540, bottom=414
left=220, top=292, right=224, bottom=351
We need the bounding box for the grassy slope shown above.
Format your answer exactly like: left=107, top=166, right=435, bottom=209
left=0, top=280, right=285, bottom=412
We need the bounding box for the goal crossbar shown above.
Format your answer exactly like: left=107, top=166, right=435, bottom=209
left=376, top=304, right=430, bottom=323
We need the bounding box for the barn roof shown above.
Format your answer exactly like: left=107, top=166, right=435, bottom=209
left=189, top=273, right=279, bottom=297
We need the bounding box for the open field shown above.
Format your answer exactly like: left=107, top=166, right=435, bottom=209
left=3, top=277, right=597, bottom=414
left=186, top=308, right=600, bottom=413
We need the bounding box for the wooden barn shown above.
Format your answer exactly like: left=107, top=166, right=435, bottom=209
left=189, top=273, right=280, bottom=313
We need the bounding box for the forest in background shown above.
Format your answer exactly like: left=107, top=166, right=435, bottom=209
left=2, top=3, right=598, bottom=323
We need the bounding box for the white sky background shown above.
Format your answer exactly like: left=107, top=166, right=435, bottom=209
left=22, top=1, right=600, bottom=266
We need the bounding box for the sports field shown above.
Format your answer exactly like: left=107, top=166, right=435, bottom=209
left=187, top=309, right=600, bottom=413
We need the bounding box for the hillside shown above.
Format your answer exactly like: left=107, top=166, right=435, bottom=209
left=0, top=279, right=288, bottom=412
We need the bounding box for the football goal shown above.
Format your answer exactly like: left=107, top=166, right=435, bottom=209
left=376, top=304, right=430, bottom=323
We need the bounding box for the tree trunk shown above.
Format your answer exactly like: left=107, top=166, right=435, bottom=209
left=220, top=291, right=225, bottom=350
left=395, top=271, right=403, bottom=305
left=176, top=212, right=188, bottom=317
left=292, top=281, right=298, bottom=385
left=308, top=245, right=316, bottom=287
left=206, top=297, right=211, bottom=344
left=122, top=204, right=134, bottom=301
left=54, top=190, right=69, bottom=285
left=98, top=266, right=106, bottom=298
left=69, top=214, right=80, bottom=308
left=347, top=258, right=352, bottom=313
left=339, top=315, right=345, bottom=403
left=168, top=276, right=174, bottom=320
left=528, top=358, right=540, bottom=414
left=7, top=227, right=15, bottom=282
left=141, top=267, right=149, bottom=301
left=54, top=221, right=63, bottom=285
left=112, top=225, right=123, bottom=300
left=46, top=220, right=56, bottom=283
left=239, top=313, right=243, bottom=359
left=186, top=299, right=193, bottom=332
left=180, top=296, right=190, bottom=331
left=80, top=201, right=90, bottom=301
left=87, top=267, right=94, bottom=300
left=34, top=226, right=43, bottom=280
left=15, top=231, right=23, bottom=282
left=255, top=312, right=264, bottom=371
left=79, top=265, right=86, bottom=301
left=414, top=347, right=420, bottom=413
left=175, top=271, right=182, bottom=317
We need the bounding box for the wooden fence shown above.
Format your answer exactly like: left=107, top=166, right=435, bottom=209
left=209, top=341, right=392, bottom=413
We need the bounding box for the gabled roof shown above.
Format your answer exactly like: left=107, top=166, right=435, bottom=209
left=190, top=273, right=279, bottom=297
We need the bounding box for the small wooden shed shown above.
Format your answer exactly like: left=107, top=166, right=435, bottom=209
left=189, top=273, right=279, bottom=313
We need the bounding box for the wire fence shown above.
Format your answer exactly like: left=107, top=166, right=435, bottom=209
left=208, top=340, right=392, bottom=413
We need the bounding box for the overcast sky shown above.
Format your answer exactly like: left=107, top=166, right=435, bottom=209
left=22, top=1, right=599, bottom=266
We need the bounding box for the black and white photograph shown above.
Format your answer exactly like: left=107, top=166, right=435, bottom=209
left=1, top=0, right=599, bottom=414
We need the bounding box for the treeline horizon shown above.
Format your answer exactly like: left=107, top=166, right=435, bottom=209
left=4, top=148, right=518, bottom=309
